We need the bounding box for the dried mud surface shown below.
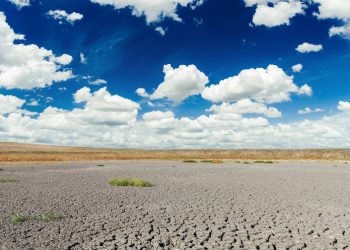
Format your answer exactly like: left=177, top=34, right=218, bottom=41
left=1, top=161, right=350, bottom=249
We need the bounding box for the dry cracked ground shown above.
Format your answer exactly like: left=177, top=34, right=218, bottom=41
left=1, top=161, right=350, bottom=249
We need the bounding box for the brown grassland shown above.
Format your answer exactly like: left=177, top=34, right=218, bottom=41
left=0, top=142, right=350, bottom=163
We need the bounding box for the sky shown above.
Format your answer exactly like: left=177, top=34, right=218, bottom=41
left=0, top=0, right=350, bottom=149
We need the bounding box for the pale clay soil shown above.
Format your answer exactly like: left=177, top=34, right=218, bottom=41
left=0, top=161, right=350, bottom=250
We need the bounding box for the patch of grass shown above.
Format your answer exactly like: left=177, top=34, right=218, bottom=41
left=10, top=212, right=62, bottom=225
left=10, top=214, right=30, bottom=225
left=97, top=164, right=105, bottom=167
left=183, top=160, right=198, bottom=163
left=243, top=161, right=250, bottom=164
left=254, top=160, right=274, bottom=164
left=108, top=178, right=152, bottom=187
left=37, top=212, right=62, bottom=222
left=0, top=177, right=17, bottom=183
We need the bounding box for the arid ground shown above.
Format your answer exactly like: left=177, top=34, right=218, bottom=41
left=1, top=160, right=350, bottom=249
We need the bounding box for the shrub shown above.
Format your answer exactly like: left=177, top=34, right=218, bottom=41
left=108, top=178, right=152, bottom=187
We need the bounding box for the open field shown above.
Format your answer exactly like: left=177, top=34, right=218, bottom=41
left=1, top=142, right=350, bottom=163
left=1, top=161, right=350, bottom=249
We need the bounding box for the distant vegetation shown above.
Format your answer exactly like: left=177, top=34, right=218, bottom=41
left=97, top=164, right=105, bottom=167
left=0, top=177, right=17, bottom=183
left=254, top=160, right=274, bottom=164
left=10, top=212, right=61, bottom=225
left=183, top=160, right=198, bottom=163
left=200, top=160, right=224, bottom=163
left=108, top=178, right=152, bottom=187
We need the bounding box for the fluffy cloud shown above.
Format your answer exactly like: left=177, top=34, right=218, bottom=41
left=296, top=42, right=323, bottom=53
left=89, top=0, right=204, bottom=24
left=292, top=63, right=303, bottom=72
left=208, top=99, right=282, bottom=118
left=0, top=12, right=73, bottom=90
left=80, top=53, right=87, bottom=64
left=47, top=10, right=84, bottom=24
left=298, top=84, right=312, bottom=96
left=298, top=107, right=324, bottom=114
left=155, top=26, right=166, bottom=36
left=313, top=0, right=350, bottom=40
left=338, top=101, right=350, bottom=112
left=147, top=64, right=209, bottom=102
left=244, top=0, right=305, bottom=27
left=202, top=65, right=309, bottom=104
left=7, top=0, right=30, bottom=9
left=0, top=94, right=25, bottom=114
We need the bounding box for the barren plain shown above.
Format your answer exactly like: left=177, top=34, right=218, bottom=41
left=1, top=160, right=350, bottom=249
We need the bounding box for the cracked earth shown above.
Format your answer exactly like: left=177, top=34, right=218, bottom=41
left=1, top=161, right=350, bottom=249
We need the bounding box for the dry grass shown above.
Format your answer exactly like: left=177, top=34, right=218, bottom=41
left=108, top=178, right=152, bottom=187
left=1, top=142, right=350, bottom=163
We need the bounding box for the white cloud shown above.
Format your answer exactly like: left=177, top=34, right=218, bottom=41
left=47, top=10, right=84, bottom=24
left=313, top=0, right=350, bottom=21
left=0, top=94, right=25, bottom=114
left=329, top=21, right=350, bottom=40
left=298, top=107, right=324, bottom=114
left=296, top=42, right=323, bottom=53
left=52, top=54, right=73, bottom=65
left=313, top=0, right=350, bottom=40
left=148, top=64, right=209, bottom=102
left=292, top=63, right=303, bottom=72
left=338, top=101, right=350, bottom=112
left=298, top=84, right=312, bottom=96
left=89, top=79, right=107, bottom=85
left=251, top=0, right=305, bottom=27
left=135, top=88, right=149, bottom=98
left=208, top=99, right=282, bottom=118
left=7, top=0, right=30, bottom=9
left=28, top=100, right=39, bottom=106
left=80, top=53, right=87, bottom=64
left=155, top=26, right=166, bottom=36
left=0, top=12, right=73, bottom=90
left=202, top=65, right=309, bottom=104
left=89, top=0, right=204, bottom=24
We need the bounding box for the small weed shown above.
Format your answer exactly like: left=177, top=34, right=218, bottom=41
left=97, top=164, right=105, bottom=167
left=183, top=160, right=198, bottom=163
left=0, top=177, right=17, bottom=183
left=108, top=178, right=152, bottom=187
left=37, top=212, right=62, bottom=222
left=10, top=214, right=30, bottom=225
left=200, top=160, right=224, bottom=163
left=254, top=160, right=274, bottom=164
left=234, top=161, right=241, bottom=163
left=243, top=161, right=250, bottom=164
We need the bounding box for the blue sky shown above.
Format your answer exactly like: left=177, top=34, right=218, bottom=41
left=0, top=0, right=350, bottom=148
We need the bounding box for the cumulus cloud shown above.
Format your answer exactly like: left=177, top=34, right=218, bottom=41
left=313, top=0, right=350, bottom=40
left=251, top=0, right=305, bottom=27
left=135, top=88, right=149, bottom=98
left=338, top=101, right=350, bottom=112
left=0, top=12, right=73, bottom=90
left=292, top=63, right=303, bottom=72
left=298, top=84, right=312, bottom=96
left=47, top=10, right=84, bottom=24
left=244, top=0, right=305, bottom=27
left=202, top=65, right=309, bottom=104
left=147, top=64, right=209, bottom=102
left=296, top=42, right=323, bottom=53
left=7, top=0, right=30, bottom=9
left=89, top=0, right=204, bottom=24
left=0, top=94, right=25, bottom=114
left=207, top=99, right=282, bottom=118
left=298, top=107, right=324, bottom=114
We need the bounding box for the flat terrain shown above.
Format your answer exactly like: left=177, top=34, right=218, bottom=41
left=1, top=161, right=350, bottom=249
left=1, top=142, right=350, bottom=162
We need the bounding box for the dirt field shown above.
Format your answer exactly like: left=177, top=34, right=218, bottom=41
left=1, top=161, right=350, bottom=249
left=1, top=142, right=350, bottom=162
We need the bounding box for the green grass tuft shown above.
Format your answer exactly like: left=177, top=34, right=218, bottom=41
left=108, top=178, right=152, bottom=187
left=10, top=214, right=30, bottom=225
left=183, top=160, right=198, bottom=163
left=97, top=164, right=105, bottom=167
left=0, top=177, right=17, bottom=183
left=254, top=160, right=274, bottom=164
left=37, top=212, right=62, bottom=222
left=243, top=161, right=250, bottom=164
